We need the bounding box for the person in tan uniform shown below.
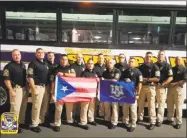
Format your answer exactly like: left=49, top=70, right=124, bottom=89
left=46, top=52, right=58, bottom=125
left=27, top=48, right=49, bottom=133
left=3, top=49, right=28, bottom=133
left=155, top=50, right=173, bottom=127
left=138, top=52, right=160, bottom=130
left=166, top=57, right=187, bottom=129
left=102, top=59, right=121, bottom=129
left=120, top=57, right=143, bottom=132
left=94, top=53, right=106, bottom=117
left=78, top=59, right=99, bottom=130
left=51, top=54, right=76, bottom=132
left=71, top=53, right=85, bottom=121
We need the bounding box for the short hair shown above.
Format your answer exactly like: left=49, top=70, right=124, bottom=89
left=36, top=48, right=43, bottom=52
left=87, top=58, right=93, bottom=63
left=11, top=49, right=20, bottom=53
left=98, top=53, right=104, bottom=56
left=146, top=51, right=153, bottom=55
left=119, top=53, right=125, bottom=56
left=175, top=56, right=182, bottom=61
left=61, top=54, right=68, bottom=58
left=129, top=57, right=136, bottom=61
left=158, top=50, right=165, bottom=54
left=47, top=51, right=54, bottom=55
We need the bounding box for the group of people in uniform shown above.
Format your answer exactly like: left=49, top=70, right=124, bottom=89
left=2, top=48, right=187, bottom=134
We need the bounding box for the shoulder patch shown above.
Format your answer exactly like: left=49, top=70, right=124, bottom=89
left=168, top=69, right=173, bottom=76
left=155, top=71, right=160, bottom=77
left=70, top=68, right=75, bottom=73
left=3, top=69, right=9, bottom=76
left=28, top=68, right=33, bottom=75
left=115, top=73, right=120, bottom=79
left=139, top=75, right=143, bottom=82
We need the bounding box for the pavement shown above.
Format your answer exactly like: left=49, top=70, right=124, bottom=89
left=1, top=117, right=186, bottom=138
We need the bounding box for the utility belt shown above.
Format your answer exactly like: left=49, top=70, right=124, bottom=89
left=36, top=83, right=46, bottom=87
left=142, top=82, right=155, bottom=86
left=13, top=84, right=25, bottom=89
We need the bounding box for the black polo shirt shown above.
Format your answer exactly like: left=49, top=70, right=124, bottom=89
left=94, top=63, right=106, bottom=78
left=3, top=61, right=26, bottom=87
left=27, top=59, right=49, bottom=85
left=114, top=62, right=128, bottom=72
left=46, top=60, right=58, bottom=83
left=156, top=61, right=173, bottom=84
left=81, top=69, right=98, bottom=78
left=172, top=65, right=187, bottom=83
left=50, top=64, right=75, bottom=81
left=139, top=62, right=160, bottom=84
left=121, top=67, right=143, bottom=87
left=71, top=62, right=85, bottom=77
left=102, top=67, right=121, bottom=80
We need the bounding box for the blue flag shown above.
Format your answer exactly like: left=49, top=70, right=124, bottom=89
left=99, top=80, right=135, bottom=104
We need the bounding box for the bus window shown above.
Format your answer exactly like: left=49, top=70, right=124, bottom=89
left=0, top=19, right=1, bottom=39
left=174, top=11, right=187, bottom=46
left=6, top=10, right=56, bottom=41
left=62, top=8, right=113, bottom=44
left=118, top=9, right=171, bottom=45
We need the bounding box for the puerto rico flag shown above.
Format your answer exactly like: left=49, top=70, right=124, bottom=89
left=54, top=76, right=98, bottom=103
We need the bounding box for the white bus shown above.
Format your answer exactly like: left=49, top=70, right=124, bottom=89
left=0, top=1, right=186, bottom=112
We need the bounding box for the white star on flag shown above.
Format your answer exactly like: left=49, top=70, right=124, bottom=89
left=61, top=86, right=68, bottom=93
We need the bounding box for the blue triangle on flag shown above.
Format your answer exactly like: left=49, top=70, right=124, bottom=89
left=56, top=77, right=76, bottom=101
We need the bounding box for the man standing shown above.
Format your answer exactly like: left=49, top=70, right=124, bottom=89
left=27, top=48, right=49, bottom=133
left=138, top=52, right=160, bottom=130
left=155, top=50, right=173, bottom=127
left=51, top=54, right=76, bottom=132
left=115, top=53, right=128, bottom=72
left=71, top=53, right=85, bottom=120
left=114, top=53, right=128, bottom=119
left=79, top=59, right=98, bottom=130
left=71, top=53, right=85, bottom=77
left=121, top=57, right=143, bottom=132
left=102, top=59, right=121, bottom=129
left=94, top=53, right=106, bottom=117
left=167, top=56, right=187, bottom=129
left=3, top=49, right=28, bottom=133
left=46, top=52, right=58, bottom=125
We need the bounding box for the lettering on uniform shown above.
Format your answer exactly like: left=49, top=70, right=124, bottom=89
left=3, top=69, right=9, bottom=76
left=110, top=84, right=125, bottom=100
left=28, top=68, right=33, bottom=75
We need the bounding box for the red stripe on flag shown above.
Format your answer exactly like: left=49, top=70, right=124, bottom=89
left=57, top=97, right=92, bottom=103
left=75, top=88, right=96, bottom=93
left=62, top=77, right=98, bottom=83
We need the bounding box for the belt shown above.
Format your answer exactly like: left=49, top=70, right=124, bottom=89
left=143, top=83, right=155, bottom=86
left=14, top=85, right=22, bottom=88
left=37, top=83, right=46, bottom=87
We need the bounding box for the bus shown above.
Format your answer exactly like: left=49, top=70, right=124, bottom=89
left=0, top=1, right=186, bottom=113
